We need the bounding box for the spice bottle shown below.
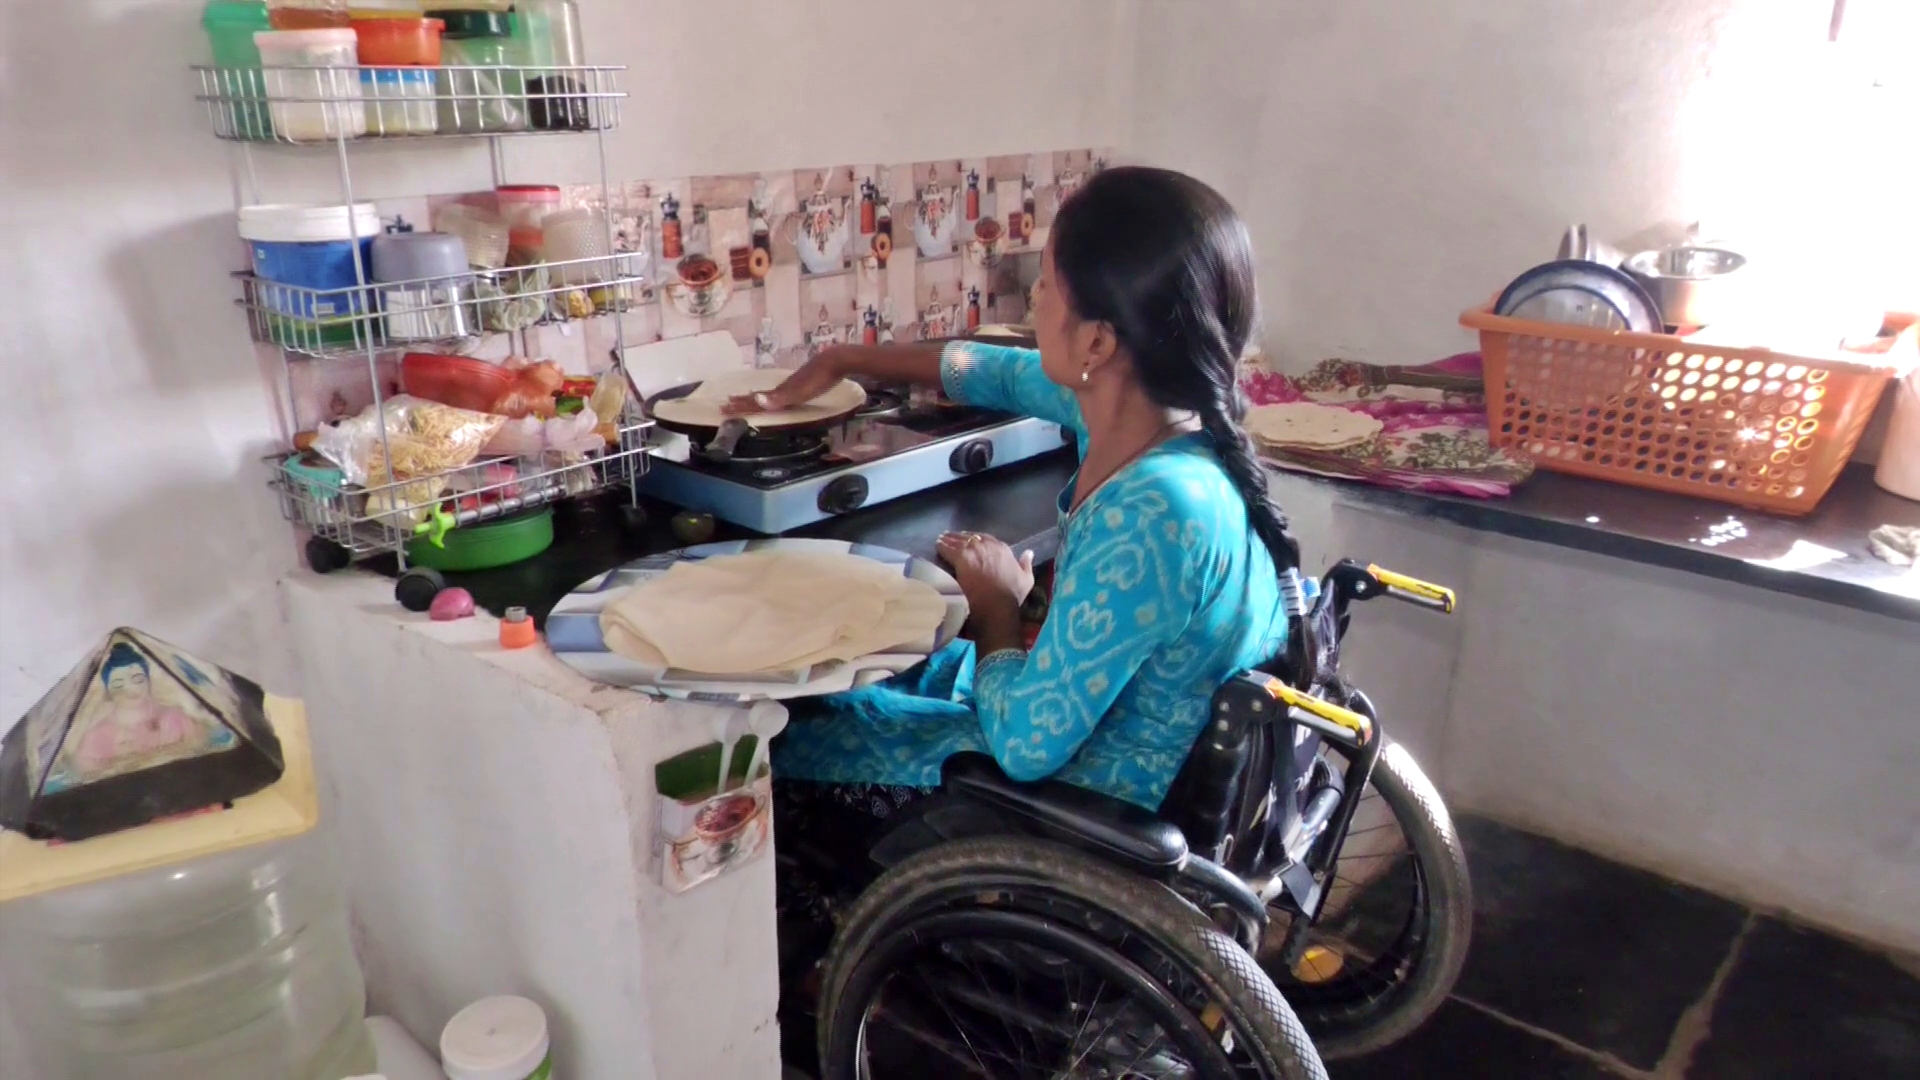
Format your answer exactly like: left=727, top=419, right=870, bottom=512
left=965, top=169, right=980, bottom=221
left=858, top=178, right=876, bottom=235
left=862, top=305, right=879, bottom=345
left=966, top=286, right=981, bottom=331
left=660, top=193, right=683, bottom=260
left=498, top=606, right=537, bottom=649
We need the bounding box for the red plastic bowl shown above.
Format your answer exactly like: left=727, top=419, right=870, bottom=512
left=401, top=352, right=513, bottom=413
left=354, top=17, right=444, bottom=66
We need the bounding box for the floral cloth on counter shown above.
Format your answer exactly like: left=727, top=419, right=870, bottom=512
left=773, top=342, right=1290, bottom=811
left=1240, top=353, right=1534, bottom=497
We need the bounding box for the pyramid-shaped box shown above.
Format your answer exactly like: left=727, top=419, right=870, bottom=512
left=0, top=629, right=284, bottom=842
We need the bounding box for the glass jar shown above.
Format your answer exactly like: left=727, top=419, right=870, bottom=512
left=433, top=9, right=525, bottom=133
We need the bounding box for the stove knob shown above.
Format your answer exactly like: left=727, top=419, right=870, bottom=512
left=950, top=439, right=995, bottom=475
left=819, top=474, right=870, bottom=515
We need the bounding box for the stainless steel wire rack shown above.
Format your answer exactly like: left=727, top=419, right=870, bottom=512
left=193, top=64, right=625, bottom=142
left=239, top=253, right=648, bottom=358
left=273, top=417, right=654, bottom=559
left=199, top=54, right=649, bottom=572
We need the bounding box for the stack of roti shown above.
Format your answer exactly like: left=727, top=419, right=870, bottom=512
left=1245, top=402, right=1383, bottom=453
left=598, top=549, right=948, bottom=675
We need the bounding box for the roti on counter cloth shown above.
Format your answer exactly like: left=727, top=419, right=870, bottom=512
left=1245, top=402, right=1384, bottom=450
left=598, top=549, right=947, bottom=675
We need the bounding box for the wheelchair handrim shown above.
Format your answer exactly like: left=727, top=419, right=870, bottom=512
left=838, top=907, right=1247, bottom=1078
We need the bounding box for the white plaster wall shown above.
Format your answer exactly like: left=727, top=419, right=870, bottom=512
left=0, top=0, right=1139, bottom=740
left=1443, top=533, right=1920, bottom=953
left=1131, top=0, right=1916, bottom=371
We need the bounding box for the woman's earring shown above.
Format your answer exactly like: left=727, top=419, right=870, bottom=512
left=1080, top=368, right=1090, bottom=384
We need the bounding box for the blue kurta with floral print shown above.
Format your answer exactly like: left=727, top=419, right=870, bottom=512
left=771, top=341, right=1289, bottom=810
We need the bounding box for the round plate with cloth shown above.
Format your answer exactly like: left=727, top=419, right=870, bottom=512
left=544, top=538, right=968, bottom=701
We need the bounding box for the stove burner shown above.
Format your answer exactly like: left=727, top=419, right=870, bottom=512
left=752, top=465, right=795, bottom=482
left=701, top=430, right=828, bottom=466
left=855, top=386, right=908, bottom=420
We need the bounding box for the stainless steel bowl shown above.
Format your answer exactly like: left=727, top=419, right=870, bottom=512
left=1622, top=246, right=1749, bottom=328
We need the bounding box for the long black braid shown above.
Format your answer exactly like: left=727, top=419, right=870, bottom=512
left=1052, top=167, right=1316, bottom=682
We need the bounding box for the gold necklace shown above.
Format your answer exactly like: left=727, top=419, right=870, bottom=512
left=1068, top=416, right=1197, bottom=515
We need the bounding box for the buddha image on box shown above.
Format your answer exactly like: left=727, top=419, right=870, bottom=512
left=45, top=643, right=235, bottom=793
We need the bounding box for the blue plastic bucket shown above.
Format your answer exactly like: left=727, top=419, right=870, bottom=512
left=238, top=204, right=382, bottom=343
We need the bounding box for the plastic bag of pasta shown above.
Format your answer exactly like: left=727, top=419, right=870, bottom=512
left=314, top=396, right=507, bottom=487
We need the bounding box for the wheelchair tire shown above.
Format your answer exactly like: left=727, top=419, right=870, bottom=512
left=819, top=837, right=1329, bottom=1080
left=1265, top=739, right=1472, bottom=1059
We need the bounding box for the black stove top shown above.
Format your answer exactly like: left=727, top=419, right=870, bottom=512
left=676, top=398, right=1022, bottom=491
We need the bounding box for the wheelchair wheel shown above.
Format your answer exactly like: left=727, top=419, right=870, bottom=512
left=1257, top=740, right=1471, bottom=1059
left=820, top=837, right=1329, bottom=1080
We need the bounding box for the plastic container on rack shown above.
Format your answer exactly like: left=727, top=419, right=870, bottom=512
left=240, top=203, right=380, bottom=343
left=255, top=28, right=366, bottom=141
left=352, top=15, right=441, bottom=63
left=433, top=200, right=510, bottom=269
left=543, top=207, right=610, bottom=285
left=496, top=184, right=562, bottom=231
left=0, top=829, right=377, bottom=1080
left=361, top=67, right=438, bottom=135
left=349, top=0, right=423, bottom=17
left=435, top=9, right=526, bottom=133
left=268, top=0, right=349, bottom=29
left=400, top=350, right=514, bottom=411
left=203, top=1, right=275, bottom=140
left=1461, top=305, right=1898, bottom=515
left=513, top=0, right=587, bottom=131
left=372, top=231, right=473, bottom=341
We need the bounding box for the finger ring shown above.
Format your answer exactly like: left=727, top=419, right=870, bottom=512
left=751, top=392, right=772, bottom=408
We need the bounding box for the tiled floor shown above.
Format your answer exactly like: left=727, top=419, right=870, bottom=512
left=783, top=814, right=1920, bottom=1077
left=1334, top=815, right=1920, bottom=1078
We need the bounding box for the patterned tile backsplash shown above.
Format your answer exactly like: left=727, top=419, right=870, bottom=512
left=286, top=148, right=1109, bottom=426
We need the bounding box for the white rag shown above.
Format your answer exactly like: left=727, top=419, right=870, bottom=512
left=1867, top=525, right=1920, bottom=567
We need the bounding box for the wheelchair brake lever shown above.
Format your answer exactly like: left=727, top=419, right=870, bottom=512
left=1368, top=564, right=1456, bottom=614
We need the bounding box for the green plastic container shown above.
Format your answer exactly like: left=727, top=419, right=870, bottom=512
left=202, top=1, right=275, bottom=140
left=405, top=508, right=553, bottom=571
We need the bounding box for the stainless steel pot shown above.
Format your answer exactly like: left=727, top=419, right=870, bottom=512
left=1622, top=246, right=1749, bottom=328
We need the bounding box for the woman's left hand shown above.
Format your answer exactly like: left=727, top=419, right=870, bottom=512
left=937, top=531, right=1034, bottom=635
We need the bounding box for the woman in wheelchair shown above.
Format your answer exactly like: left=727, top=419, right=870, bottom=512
left=735, top=168, right=1470, bottom=1079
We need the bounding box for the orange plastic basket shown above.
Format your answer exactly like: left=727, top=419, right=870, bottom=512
left=1461, top=306, right=1897, bottom=515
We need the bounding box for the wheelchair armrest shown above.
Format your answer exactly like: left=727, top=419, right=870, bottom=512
left=940, top=752, right=1189, bottom=873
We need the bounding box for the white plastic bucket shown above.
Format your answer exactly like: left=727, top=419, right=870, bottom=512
left=1874, top=369, right=1920, bottom=501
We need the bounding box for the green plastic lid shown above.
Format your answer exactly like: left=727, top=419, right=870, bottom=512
left=428, top=8, right=514, bottom=38
left=203, top=0, right=271, bottom=29
left=405, top=509, right=554, bottom=572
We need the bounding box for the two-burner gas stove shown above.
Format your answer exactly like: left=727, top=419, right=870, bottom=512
left=639, top=384, right=1073, bottom=534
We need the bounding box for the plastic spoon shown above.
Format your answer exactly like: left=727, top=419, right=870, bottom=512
left=741, top=700, right=789, bottom=786
left=713, top=710, right=749, bottom=794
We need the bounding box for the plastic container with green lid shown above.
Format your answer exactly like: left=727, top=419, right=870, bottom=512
left=406, top=509, right=554, bottom=571
left=202, top=1, right=275, bottom=139
left=431, top=9, right=526, bottom=133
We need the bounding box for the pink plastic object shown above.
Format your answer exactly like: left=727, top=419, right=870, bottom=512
left=429, top=587, right=476, bottom=621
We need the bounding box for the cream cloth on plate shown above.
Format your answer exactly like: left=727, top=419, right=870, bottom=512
left=599, top=550, right=946, bottom=675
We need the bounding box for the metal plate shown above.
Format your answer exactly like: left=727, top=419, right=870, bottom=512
left=1494, top=259, right=1664, bottom=333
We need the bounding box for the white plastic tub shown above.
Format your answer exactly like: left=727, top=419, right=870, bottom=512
left=1875, top=369, right=1920, bottom=501
left=255, top=28, right=367, bottom=141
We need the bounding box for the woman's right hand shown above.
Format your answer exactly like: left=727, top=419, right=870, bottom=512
left=722, top=348, right=854, bottom=416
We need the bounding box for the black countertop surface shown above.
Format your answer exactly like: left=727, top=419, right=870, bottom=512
left=407, top=450, right=1078, bottom=625
left=1321, top=463, right=1920, bottom=623
left=383, top=446, right=1918, bottom=629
